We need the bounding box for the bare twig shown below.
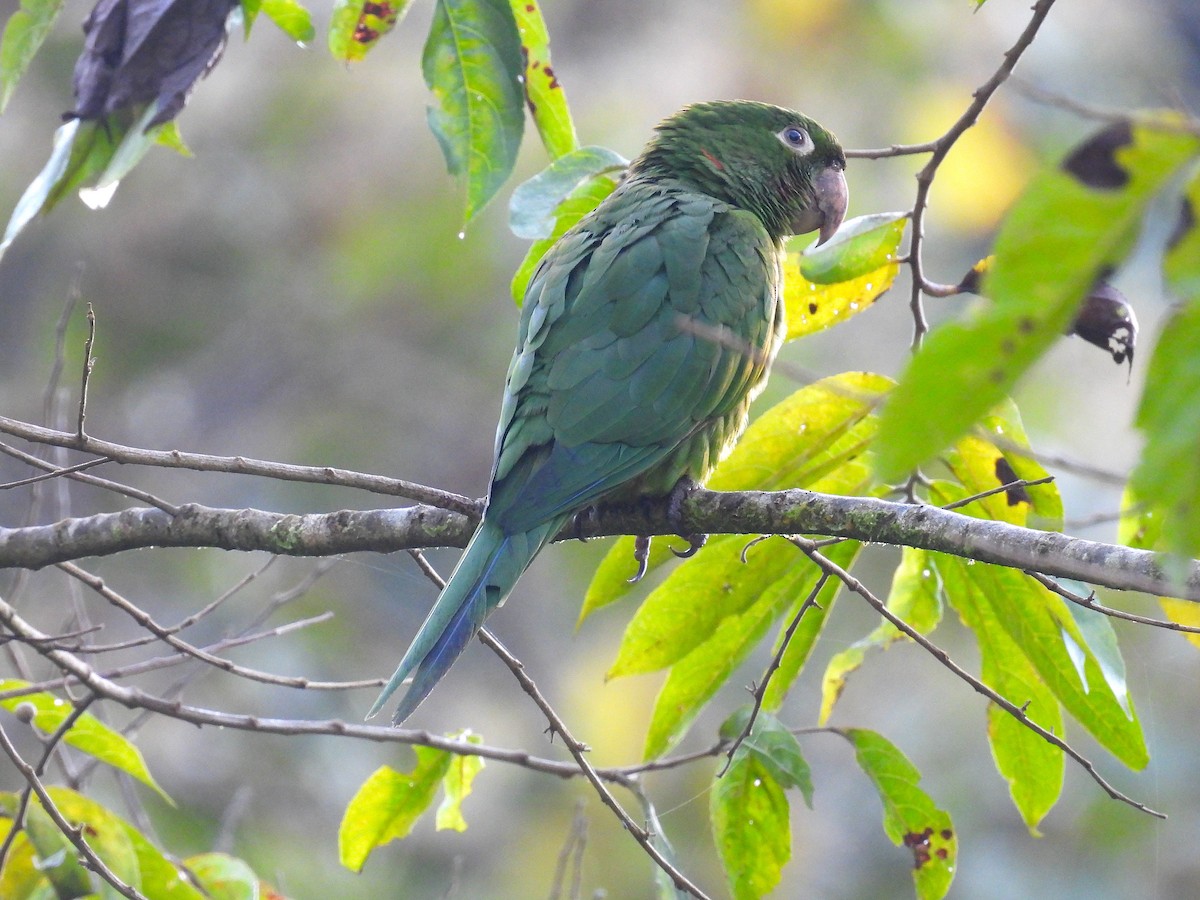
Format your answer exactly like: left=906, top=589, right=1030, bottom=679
left=58, top=562, right=378, bottom=691
left=0, top=440, right=174, bottom=513
left=76, top=304, right=97, bottom=441
left=0, top=415, right=478, bottom=514
left=1027, top=571, right=1200, bottom=635
left=719, top=569, right=830, bottom=776
left=906, top=0, right=1059, bottom=345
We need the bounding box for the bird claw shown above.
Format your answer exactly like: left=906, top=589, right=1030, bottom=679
left=671, top=533, right=707, bottom=559
left=628, top=535, right=652, bottom=583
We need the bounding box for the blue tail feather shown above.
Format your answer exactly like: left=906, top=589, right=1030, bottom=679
left=368, top=519, right=558, bottom=724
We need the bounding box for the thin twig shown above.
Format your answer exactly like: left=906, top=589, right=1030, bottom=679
left=76, top=304, right=97, bottom=441
left=57, top=562, right=376, bottom=691
left=406, top=550, right=710, bottom=899
left=718, top=570, right=830, bottom=776
left=0, top=439, right=175, bottom=514
left=0, top=415, right=478, bottom=514
left=0, top=719, right=149, bottom=899
left=1028, top=571, right=1200, bottom=635
left=906, top=0, right=1059, bottom=346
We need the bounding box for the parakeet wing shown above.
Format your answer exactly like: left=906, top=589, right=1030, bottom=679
left=488, top=178, right=780, bottom=533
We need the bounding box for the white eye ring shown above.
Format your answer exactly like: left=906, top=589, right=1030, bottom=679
left=778, top=126, right=813, bottom=155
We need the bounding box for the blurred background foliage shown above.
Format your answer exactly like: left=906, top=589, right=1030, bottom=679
left=0, top=0, right=1199, bottom=897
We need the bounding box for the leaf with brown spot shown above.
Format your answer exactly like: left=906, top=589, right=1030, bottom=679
left=512, top=0, right=578, bottom=159
left=846, top=728, right=956, bottom=897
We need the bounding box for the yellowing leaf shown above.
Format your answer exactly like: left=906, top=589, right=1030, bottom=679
left=329, top=0, right=414, bottom=61
left=338, top=749, right=454, bottom=872
left=512, top=0, right=578, bottom=159
left=783, top=212, right=905, bottom=341
left=436, top=732, right=484, bottom=831
left=784, top=257, right=900, bottom=341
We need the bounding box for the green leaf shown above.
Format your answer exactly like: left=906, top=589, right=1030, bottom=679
left=329, top=0, right=414, bottom=61
left=511, top=168, right=618, bottom=302
left=0, top=814, right=44, bottom=899
left=845, top=728, right=956, bottom=900
left=706, top=372, right=892, bottom=493
left=509, top=145, right=627, bottom=239
left=0, top=0, right=65, bottom=112
left=435, top=733, right=485, bottom=831
left=721, top=709, right=813, bottom=805
left=579, top=533, right=675, bottom=622
left=611, top=535, right=809, bottom=678
left=423, top=0, right=525, bottom=223
left=85, top=103, right=171, bottom=207
left=1120, top=485, right=1200, bottom=648
left=184, top=853, right=259, bottom=900
left=0, top=680, right=170, bottom=802
left=511, top=0, right=578, bottom=159
left=21, top=801, right=94, bottom=898
left=641, top=541, right=857, bottom=759
left=338, top=748, right=454, bottom=872
left=1131, top=172, right=1200, bottom=560
left=936, top=551, right=1064, bottom=833
left=11, top=788, right=205, bottom=900
left=35, top=788, right=143, bottom=897
left=611, top=369, right=887, bottom=676
left=925, top=484, right=1147, bottom=769
left=797, top=211, right=907, bottom=284
left=819, top=547, right=942, bottom=724
left=1062, top=583, right=1130, bottom=715
left=876, top=119, right=1200, bottom=481
left=260, top=0, right=315, bottom=43
left=711, top=752, right=791, bottom=900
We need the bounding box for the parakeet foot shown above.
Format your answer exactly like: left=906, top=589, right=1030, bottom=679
left=671, top=533, right=708, bottom=558
left=667, top=476, right=707, bottom=557
left=629, top=535, right=652, bottom=583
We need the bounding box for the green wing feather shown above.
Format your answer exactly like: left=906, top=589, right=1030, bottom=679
left=489, top=176, right=782, bottom=531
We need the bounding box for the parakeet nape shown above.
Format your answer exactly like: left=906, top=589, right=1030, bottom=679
left=370, top=100, right=848, bottom=725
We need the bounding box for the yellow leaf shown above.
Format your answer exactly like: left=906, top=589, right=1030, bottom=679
left=783, top=254, right=899, bottom=340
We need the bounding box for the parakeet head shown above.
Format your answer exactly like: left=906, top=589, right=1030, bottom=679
left=631, top=100, right=848, bottom=244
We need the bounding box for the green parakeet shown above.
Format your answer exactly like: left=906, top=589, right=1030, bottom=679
left=370, top=100, right=848, bottom=724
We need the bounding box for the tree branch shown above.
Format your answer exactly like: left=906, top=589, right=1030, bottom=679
left=0, top=415, right=478, bottom=515
left=1, top=489, right=1196, bottom=600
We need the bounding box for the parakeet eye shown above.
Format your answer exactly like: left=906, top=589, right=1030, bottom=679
left=778, top=126, right=813, bottom=154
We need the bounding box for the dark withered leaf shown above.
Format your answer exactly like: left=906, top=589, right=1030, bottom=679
left=1070, top=280, right=1137, bottom=368
left=1060, top=120, right=1134, bottom=190
left=956, top=255, right=992, bottom=295
left=68, top=0, right=238, bottom=127
left=993, top=456, right=1031, bottom=507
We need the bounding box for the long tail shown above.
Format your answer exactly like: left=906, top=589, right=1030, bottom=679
left=367, top=518, right=559, bottom=725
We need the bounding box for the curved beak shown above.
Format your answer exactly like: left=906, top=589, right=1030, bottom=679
left=813, top=165, right=848, bottom=245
